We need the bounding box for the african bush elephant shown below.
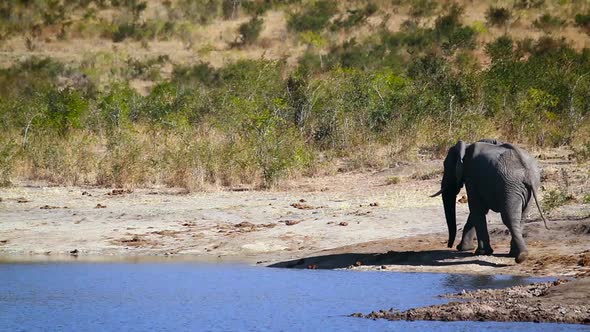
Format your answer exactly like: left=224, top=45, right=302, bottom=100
left=432, top=140, right=548, bottom=263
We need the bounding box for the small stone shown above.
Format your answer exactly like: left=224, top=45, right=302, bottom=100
left=369, top=202, right=379, bottom=207
left=339, top=221, right=349, bottom=226
left=285, top=220, right=301, bottom=226
left=381, top=265, right=387, bottom=269
left=69, top=249, right=79, bottom=255
left=95, top=203, right=107, bottom=208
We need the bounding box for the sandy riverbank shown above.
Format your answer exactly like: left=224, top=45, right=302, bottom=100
left=1, top=149, right=589, bottom=324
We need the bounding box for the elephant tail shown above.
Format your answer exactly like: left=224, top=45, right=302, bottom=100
left=531, top=186, right=550, bottom=230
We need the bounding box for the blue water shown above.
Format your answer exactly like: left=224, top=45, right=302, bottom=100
left=0, top=263, right=587, bottom=331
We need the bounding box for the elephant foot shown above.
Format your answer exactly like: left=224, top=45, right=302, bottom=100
left=475, top=247, right=494, bottom=256
left=456, top=243, right=476, bottom=252
left=515, top=251, right=528, bottom=264
left=508, top=249, right=516, bottom=257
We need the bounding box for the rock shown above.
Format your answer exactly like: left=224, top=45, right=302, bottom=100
left=339, top=221, right=349, bottom=226
left=458, top=195, right=468, bottom=203
left=290, top=202, right=315, bottom=209
left=16, top=197, right=30, bottom=203
left=369, top=202, right=379, bottom=207
left=285, top=220, right=301, bottom=226
left=95, top=203, right=107, bottom=208
left=69, top=249, right=79, bottom=255
left=235, top=221, right=255, bottom=228
left=107, top=189, right=132, bottom=196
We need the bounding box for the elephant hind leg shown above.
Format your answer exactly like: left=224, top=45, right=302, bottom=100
left=501, top=205, right=528, bottom=263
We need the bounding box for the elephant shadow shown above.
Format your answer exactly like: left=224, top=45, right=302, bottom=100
left=268, top=249, right=511, bottom=270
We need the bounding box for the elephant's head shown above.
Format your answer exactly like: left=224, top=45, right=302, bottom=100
left=431, top=140, right=467, bottom=248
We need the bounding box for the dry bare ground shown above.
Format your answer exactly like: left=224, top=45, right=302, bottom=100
left=1, top=148, right=589, bottom=324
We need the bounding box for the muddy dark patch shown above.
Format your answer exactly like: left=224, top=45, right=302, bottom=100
left=111, top=235, right=158, bottom=248
left=269, top=249, right=509, bottom=270
left=354, top=279, right=590, bottom=325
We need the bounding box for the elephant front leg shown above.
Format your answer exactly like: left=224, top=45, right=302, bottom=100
left=457, top=216, right=476, bottom=251
left=472, top=213, right=494, bottom=256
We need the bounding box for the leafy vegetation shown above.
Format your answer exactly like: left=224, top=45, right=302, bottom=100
left=1, top=1, right=590, bottom=189
left=485, top=6, right=512, bottom=27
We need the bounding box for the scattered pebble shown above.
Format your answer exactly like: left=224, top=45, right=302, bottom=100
left=106, top=189, right=132, bottom=196
left=285, top=220, right=301, bottom=226
left=369, top=202, right=379, bottom=207
left=95, top=204, right=107, bottom=208
left=339, top=221, right=349, bottom=226
left=17, top=197, right=30, bottom=203
left=69, top=249, right=79, bottom=256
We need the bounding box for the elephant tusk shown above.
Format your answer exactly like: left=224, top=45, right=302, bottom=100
left=430, top=189, right=443, bottom=198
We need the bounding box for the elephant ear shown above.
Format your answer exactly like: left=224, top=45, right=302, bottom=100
left=454, top=140, right=466, bottom=188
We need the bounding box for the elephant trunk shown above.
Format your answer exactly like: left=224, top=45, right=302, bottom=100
left=442, top=190, right=457, bottom=248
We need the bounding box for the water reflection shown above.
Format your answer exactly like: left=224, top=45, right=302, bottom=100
left=443, top=274, right=542, bottom=293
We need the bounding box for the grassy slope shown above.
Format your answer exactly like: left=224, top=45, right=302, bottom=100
left=1, top=0, right=588, bottom=72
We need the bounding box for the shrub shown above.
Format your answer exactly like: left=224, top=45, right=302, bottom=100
left=288, top=0, right=337, bottom=32
left=574, top=12, right=590, bottom=33
left=409, top=0, right=437, bottom=19
left=385, top=176, right=401, bottom=185
left=434, top=4, right=477, bottom=53
left=485, top=6, right=511, bottom=27
left=513, top=0, right=545, bottom=9
left=112, top=22, right=137, bottom=42
left=331, top=3, right=377, bottom=30
left=44, top=88, right=89, bottom=136
left=0, top=140, right=16, bottom=187
left=542, top=189, right=575, bottom=212
left=222, top=0, right=240, bottom=19
left=533, top=14, right=565, bottom=33
left=237, top=16, right=264, bottom=45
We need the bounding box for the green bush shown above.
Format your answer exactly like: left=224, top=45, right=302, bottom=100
left=44, top=88, right=89, bottom=136
left=0, top=140, right=16, bottom=187
left=533, top=14, right=565, bottom=33
left=574, top=12, right=590, bottom=33
left=237, top=16, right=264, bottom=45
left=331, top=3, right=377, bottom=30
left=485, top=6, right=511, bottom=27
left=409, top=0, right=437, bottom=19
left=288, top=0, right=337, bottom=32
left=542, top=189, right=574, bottom=212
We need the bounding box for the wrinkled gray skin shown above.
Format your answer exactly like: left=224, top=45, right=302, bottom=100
left=433, top=139, right=547, bottom=264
